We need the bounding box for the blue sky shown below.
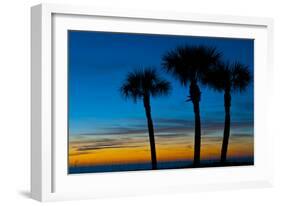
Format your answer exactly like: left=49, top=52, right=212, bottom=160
left=68, top=30, right=254, bottom=137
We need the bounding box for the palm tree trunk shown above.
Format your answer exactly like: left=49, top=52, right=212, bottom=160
left=143, top=95, right=157, bottom=170
left=190, top=81, right=201, bottom=167
left=221, top=90, right=231, bottom=164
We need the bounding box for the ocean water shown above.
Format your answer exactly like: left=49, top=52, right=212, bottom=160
left=68, top=157, right=254, bottom=174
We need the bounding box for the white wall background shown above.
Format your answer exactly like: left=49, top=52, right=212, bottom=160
left=0, top=0, right=280, bottom=205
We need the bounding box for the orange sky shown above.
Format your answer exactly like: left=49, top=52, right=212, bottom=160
left=69, top=134, right=253, bottom=167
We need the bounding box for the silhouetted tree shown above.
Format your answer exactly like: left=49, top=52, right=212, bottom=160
left=162, top=45, right=221, bottom=166
left=120, top=68, right=171, bottom=169
left=204, top=61, right=251, bottom=164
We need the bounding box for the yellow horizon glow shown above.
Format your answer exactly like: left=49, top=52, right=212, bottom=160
left=69, top=135, right=253, bottom=167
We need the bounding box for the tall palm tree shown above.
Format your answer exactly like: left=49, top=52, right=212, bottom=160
left=162, top=45, right=221, bottom=166
left=120, top=68, right=171, bottom=170
left=204, top=61, right=251, bottom=164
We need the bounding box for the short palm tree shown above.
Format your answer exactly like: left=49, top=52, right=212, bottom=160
left=162, top=45, right=221, bottom=166
left=204, top=61, right=251, bottom=164
left=120, top=68, right=171, bottom=169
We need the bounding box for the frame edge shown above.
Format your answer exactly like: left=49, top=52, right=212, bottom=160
left=31, top=4, right=43, bottom=201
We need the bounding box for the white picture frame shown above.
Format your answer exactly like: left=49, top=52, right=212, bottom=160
left=31, top=3, right=274, bottom=202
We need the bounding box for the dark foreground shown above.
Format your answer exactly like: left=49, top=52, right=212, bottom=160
left=69, top=157, right=254, bottom=174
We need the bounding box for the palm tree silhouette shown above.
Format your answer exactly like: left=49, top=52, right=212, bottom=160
left=204, top=61, right=251, bottom=164
left=162, top=45, right=221, bottom=166
left=120, top=68, right=171, bottom=169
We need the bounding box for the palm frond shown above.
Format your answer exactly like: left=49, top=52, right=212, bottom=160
left=203, top=61, right=231, bottom=91
left=151, top=79, right=171, bottom=97
left=162, top=45, right=221, bottom=86
left=120, top=67, right=171, bottom=102
left=120, top=70, right=144, bottom=102
left=203, top=60, right=251, bottom=93
left=231, top=62, right=251, bottom=92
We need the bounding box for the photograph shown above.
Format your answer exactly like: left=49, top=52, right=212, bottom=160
left=67, top=30, right=254, bottom=174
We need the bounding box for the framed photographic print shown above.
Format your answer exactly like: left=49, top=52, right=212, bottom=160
left=31, top=3, right=274, bottom=201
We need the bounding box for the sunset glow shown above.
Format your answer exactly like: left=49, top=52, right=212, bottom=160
left=69, top=133, right=253, bottom=167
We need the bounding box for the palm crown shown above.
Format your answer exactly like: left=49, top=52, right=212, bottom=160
left=162, top=45, right=221, bottom=86
left=204, top=61, right=251, bottom=92
left=120, top=68, right=171, bottom=101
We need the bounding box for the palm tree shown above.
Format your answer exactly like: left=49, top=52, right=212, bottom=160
left=204, top=61, right=251, bottom=164
left=120, top=68, right=171, bottom=170
left=162, top=45, right=221, bottom=166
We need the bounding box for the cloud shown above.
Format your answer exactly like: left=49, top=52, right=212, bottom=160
left=231, top=133, right=254, bottom=138
left=77, top=144, right=142, bottom=151
left=69, top=117, right=253, bottom=154
left=69, top=151, right=92, bottom=156
left=81, top=127, right=147, bottom=136
left=70, top=135, right=149, bottom=153
left=155, top=133, right=188, bottom=138
left=74, top=118, right=253, bottom=139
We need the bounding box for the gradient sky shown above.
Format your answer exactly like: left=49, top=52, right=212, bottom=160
left=68, top=30, right=254, bottom=170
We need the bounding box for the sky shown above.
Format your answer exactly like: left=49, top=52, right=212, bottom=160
left=68, top=30, right=254, bottom=173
